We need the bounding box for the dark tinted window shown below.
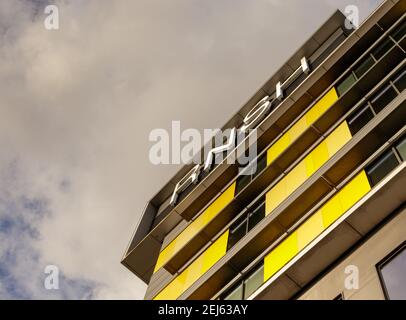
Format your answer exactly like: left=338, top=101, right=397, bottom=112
left=227, top=199, right=265, bottom=250
left=347, top=104, right=374, bottom=135
left=393, top=67, right=406, bottom=92
left=253, top=154, right=267, bottom=179
left=395, top=135, right=406, bottom=161
left=228, top=217, right=247, bottom=250
left=236, top=154, right=267, bottom=194
left=366, top=150, right=400, bottom=186
left=391, top=20, right=406, bottom=41
left=248, top=203, right=265, bottom=231
left=354, top=55, right=375, bottom=78
left=370, top=85, right=397, bottom=113
left=235, top=173, right=251, bottom=195
left=336, top=73, right=356, bottom=96
left=378, top=244, right=406, bottom=300
left=371, top=38, right=394, bottom=60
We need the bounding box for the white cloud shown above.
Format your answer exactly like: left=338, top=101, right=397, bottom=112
left=0, top=0, right=382, bottom=299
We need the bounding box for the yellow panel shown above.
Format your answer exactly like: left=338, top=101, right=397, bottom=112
left=322, top=171, right=371, bottom=228
left=154, top=231, right=229, bottom=300
left=305, top=87, right=338, bottom=125
left=266, top=163, right=309, bottom=216
left=266, top=87, right=338, bottom=166
left=288, top=116, right=308, bottom=141
left=297, top=211, right=324, bottom=250
left=305, top=141, right=329, bottom=176
left=265, top=176, right=286, bottom=216
left=265, top=122, right=352, bottom=216
left=201, top=230, right=229, bottom=272
left=267, top=133, right=291, bottom=165
left=263, top=232, right=298, bottom=281
left=264, top=171, right=371, bottom=282
left=339, top=171, right=371, bottom=212
left=326, top=121, right=352, bottom=156
left=320, top=192, right=343, bottom=228
left=153, top=183, right=235, bottom=273
left=284, top=161, right=308, bottom=199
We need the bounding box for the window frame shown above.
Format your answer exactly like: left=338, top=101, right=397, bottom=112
left=376, top=241, right=406, bottom=300
left=369, top=83, right=398, bottom=114
left=333, top=293, right=344, bottom=300
left=227, top=200, right=265, bottom=251
left=222, top=262, right=265, bottom=300
left=365, top=148, right=401, bottom=186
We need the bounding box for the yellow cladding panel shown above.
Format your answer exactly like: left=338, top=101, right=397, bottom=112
left=304, top=141, right=329, bottom=177
left=153, top=230, right=229, bottom=300
left=325, top=121, right=352, bottom=156
left=267, top=133, right=291, bottom=165
left=283, top=161, right=308, bottom=199
left=297, top=212, right=324, bottom=251
left=264, top=171, right=371, bottom=282
left=154, top=183, right=235, bottom=273
left=265, top=121, right=352, bottom=216
left=322, top=171, right=371, bottom=228
left=288, top=117, right=308, bottom=142
left=266, top=87, right=338, bottom=166
left=305, top=87, right=338, bottom=124
left=264, top=232, right=298, bottom=281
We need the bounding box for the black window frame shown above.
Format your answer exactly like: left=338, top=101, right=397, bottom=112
left=392, top=65, right=406, bottom=92
left=347, top=103, right=375, bottom=136
left=369, top=83, right=398, bottom=114
left=227, top=200, right=265, bottom=251
left=333, top=293, right=344, bottom=300
left=235, top=153, right=267, bottom=195
left=391, top=18, right=406, bottom=41
left=371, top=37, right=395, bottom=60
left=395, top=134, right=406, bottom=161
left=365, top=148, right=401, bottom=187
left=376, top=241, right=406, bottom=300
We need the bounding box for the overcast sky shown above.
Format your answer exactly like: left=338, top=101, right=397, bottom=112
left=0, top=0, right=383, bottom=299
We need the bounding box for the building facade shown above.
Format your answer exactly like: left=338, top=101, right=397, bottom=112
left=122, top=0, right=406, bottom=300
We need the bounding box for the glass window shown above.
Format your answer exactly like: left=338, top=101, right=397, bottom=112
left=395, top=135, right=406, bottom=161
left=248, top=203, right=265, bottom=231
left=366, top=150, right=400, bottom=186
left=393, top=67, right=406, bottom=92
left=378, top=243, right=406, bottom=300
left=371, top=38, right=394, bottom=60
left=354, top=55, right=375, bottom=78
left=253, top=154, right=267, bottom=179
left=336, top=73, right=356, bottom=96
left=243, top=264, right=264, bottom=299
left=347, top=104, right=375, bottom=135
left=223, top=283, right=243, bottom=300
left=227, top=217, right=247, bottom=250
left=391, top=20, right=406, bottom=41
left=370, top=85, right=397, bottom=113
left=235, top=173, right=251, bottom=195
